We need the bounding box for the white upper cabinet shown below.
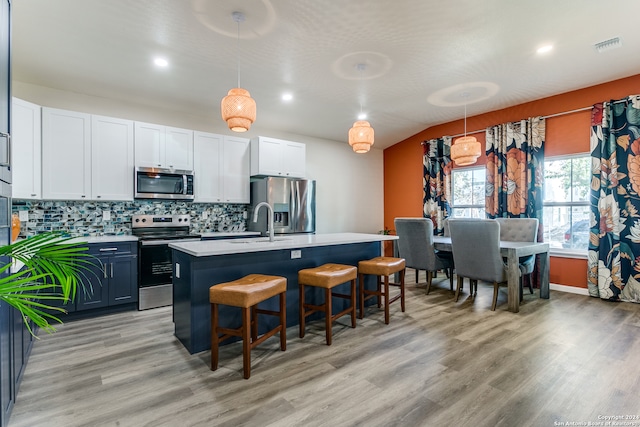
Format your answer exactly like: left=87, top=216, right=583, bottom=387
left=11, top=98, right=41, bottom=199
left=42, top=107, right=92, bottom=200
left=193, top=131, right=249, bottom=204
left=91, top=115, right=134, bottom=201
left=193, top=131, right=223, bottom=203
left=134, top=121, right=193, bottom=170
left=223, top=136, right=250, bottom=203
left=250, top=136, right=306, bottom=178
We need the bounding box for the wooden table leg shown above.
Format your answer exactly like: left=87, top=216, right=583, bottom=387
left=539, top=250, right=550, bottom=299
left=507, top=248, right=520, bottom=313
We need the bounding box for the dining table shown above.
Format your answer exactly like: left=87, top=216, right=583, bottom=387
left=432, top=236, right=550, bottom=313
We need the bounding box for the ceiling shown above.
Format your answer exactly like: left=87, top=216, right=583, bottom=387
left=11, top=0, right=640, bottom=150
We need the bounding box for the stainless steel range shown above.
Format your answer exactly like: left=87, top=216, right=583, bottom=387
left=132, top=214, right=201, bottom=310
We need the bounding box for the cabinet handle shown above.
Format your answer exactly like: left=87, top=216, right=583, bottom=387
left=30, top=193, right=36, bottom=196
left=97, top=195, right=101, bottom=198
left=157, top=164, right=162, bottom=167
left=0, top=132, right=10, bottom=167
left=103, top=264, right=108, bottom=279
left=99, top=247, right=118, bottom=252
left=110, top=263, right=114, bottom=278
left=81, top=195, right=86, bottom=198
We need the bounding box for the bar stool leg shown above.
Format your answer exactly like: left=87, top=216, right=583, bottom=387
left=383, top=274, right=390, bottom=325
left=279, top=291, right=287, bottom=351
left=400, top=269, right=406, bottom=312
left=358, top=273, right=365, bottom=319
left=350, top=278, right=356, bottom=328
left=211, top=303, right=219, bottom=371
left=325, top=287, right=332, bottom=345
left=242, top=307, right=251, bottom=379
left=376, top=276, right=382, bottom=308
left=299, top=283, right=305, bottom=338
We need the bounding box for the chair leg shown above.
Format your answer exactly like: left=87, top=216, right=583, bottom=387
left=426, top=270, right=433, bottom=294
left=455, top=276, right=463, bottom=302
left=400, top=268, right=406, bottom=312
left=242, top=307, right=251, bottom=379
left=299, top=283, right=305, bottom=338
left=350, top=278, right=357, bottom=328
left=325, top=287, right=332, bottom=345
left=383, top=274, right=390, bottom=325
left=491, top=282, right=499, bottom=311
left=526, top=274, right=534, bottom=294
left=250, top=305, right=258, bottom=341
left=279, top=291, right=287, bottom=351
left=415, top=269, right=419, bottom=284
left=449, top=267, right=454, bottom=291
left=211, top=303, right=219, bottom=371
left=358, top=273, right=365, bottom=319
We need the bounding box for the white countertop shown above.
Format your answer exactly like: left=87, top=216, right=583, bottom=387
left=67, top=235, right=139, bottom=244
left=169, top=233, right=398, bottom=257
left=200, top=231, right=261, bottom=238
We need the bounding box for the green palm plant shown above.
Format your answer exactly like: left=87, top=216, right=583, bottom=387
left=0, top=231, right=96, bottom=336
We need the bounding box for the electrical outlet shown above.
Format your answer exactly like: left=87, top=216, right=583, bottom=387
left=202, top=211, right=208, bottom=220
left=291, top=250, right=302, bottom=259
left=102, top=211, right=111, bottom=221
left=18, top=210, right=29, bottom=221
left=243, top=211, right=248, bottom=219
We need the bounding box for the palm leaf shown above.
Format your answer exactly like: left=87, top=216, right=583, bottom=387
left=0, top=231, right=97, bottom=336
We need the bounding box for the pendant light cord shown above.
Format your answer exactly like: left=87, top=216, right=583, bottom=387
left=236, top=18, right=241, bottom=88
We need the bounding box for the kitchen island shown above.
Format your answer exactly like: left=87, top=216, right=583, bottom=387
left=169, top=233, right=397, bottom=354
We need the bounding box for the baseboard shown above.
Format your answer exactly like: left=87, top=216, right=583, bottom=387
left=549, top=283, right=590, bottom=296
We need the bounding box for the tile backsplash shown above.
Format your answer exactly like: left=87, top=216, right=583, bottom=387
left=11, top=200, right=248, bottom=237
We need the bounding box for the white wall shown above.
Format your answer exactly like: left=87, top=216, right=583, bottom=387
left=13, top=82, right=384, bottom=234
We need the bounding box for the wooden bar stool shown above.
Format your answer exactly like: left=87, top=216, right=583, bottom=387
left=358, top=257, right=406, bottom=324
left=209, top=274, right=287, bottom=379
left=298, top=263, right=357, bottom=345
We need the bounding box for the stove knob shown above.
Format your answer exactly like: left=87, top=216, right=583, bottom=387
left=142, top=218, right=147, bottom=223
left=135, top=218, right=139, bottom=222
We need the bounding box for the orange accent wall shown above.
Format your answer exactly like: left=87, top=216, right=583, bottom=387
left=384, top=73, right=640, bottom=289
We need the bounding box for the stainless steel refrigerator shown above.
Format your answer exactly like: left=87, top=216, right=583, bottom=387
left=249, top=177, right=316, bottom=235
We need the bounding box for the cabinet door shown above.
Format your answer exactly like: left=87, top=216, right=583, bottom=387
left=11, top=98, right=41, bottom=199
left=0, top=301, right=13, bottom=426
left=282, top=141, right=306, bottom=178
left=134, top=121, right=164, bottom=168
left=193, top=131, right=223, bottom=203
left=165, top=126, right=193, bottom=170
left=223, top=136, right=250, bottom=203
left=76, top=256, right=109, bottom=310
left=250, top=137, right=282, bottom=176
left=91, top=115, right=134, bottom=201
left=108, top=254, right=137, bottom=305
left=42, top=108, right=91, bottom=200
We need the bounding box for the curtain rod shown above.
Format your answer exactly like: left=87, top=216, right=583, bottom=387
left=434, top=97, right=634, bottom=141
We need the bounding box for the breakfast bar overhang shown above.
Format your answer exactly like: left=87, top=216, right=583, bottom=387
left=169, top=233, right=397, bottom=354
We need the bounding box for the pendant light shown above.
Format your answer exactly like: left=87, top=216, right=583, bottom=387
left=348, top=64, right=374, bottom=153
left=450, top=97, right=481, bottom=166
left=221, top=12, right=256, bottom=132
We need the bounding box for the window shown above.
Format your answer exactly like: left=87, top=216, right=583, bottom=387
left=542, top=155, right=590, bottom=251
left=451, top=167, right=485, bottom=218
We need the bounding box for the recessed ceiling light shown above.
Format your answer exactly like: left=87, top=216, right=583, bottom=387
left=154, top=57, right=169, bottom=67
left=536, top=45, right=553, bottom=54
left=282, top=93, right=293, bottom=101
left=357, top=112, right=367, bottom=120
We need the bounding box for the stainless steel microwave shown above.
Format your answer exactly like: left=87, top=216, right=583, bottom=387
left=134, top=167, right=194, bottom=200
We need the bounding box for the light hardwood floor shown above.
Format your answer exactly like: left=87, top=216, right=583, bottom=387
left=9, top=270, right=640, bottom=427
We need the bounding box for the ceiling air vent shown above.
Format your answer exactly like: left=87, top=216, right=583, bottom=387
left=594, top=37, right=622, bottom=53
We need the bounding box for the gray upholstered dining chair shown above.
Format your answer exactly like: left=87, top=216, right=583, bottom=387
left=394, top=217, right=454, bottom=294
left=448, top=218, right=518, bottom=311
left=496, top=217, right=539, bottom=296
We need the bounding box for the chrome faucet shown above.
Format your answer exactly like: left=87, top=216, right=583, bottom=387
left=253, top=202, right=275, bottom=242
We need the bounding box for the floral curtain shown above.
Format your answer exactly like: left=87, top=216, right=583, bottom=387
left=485, top=117, right=545, bottom=230
left=588, top=95, right=640, bottom=303
left=423, top=137, right=453, bottom=235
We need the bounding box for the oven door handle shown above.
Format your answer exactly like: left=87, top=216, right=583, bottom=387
left=140, top=238, right=201, bottom=246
